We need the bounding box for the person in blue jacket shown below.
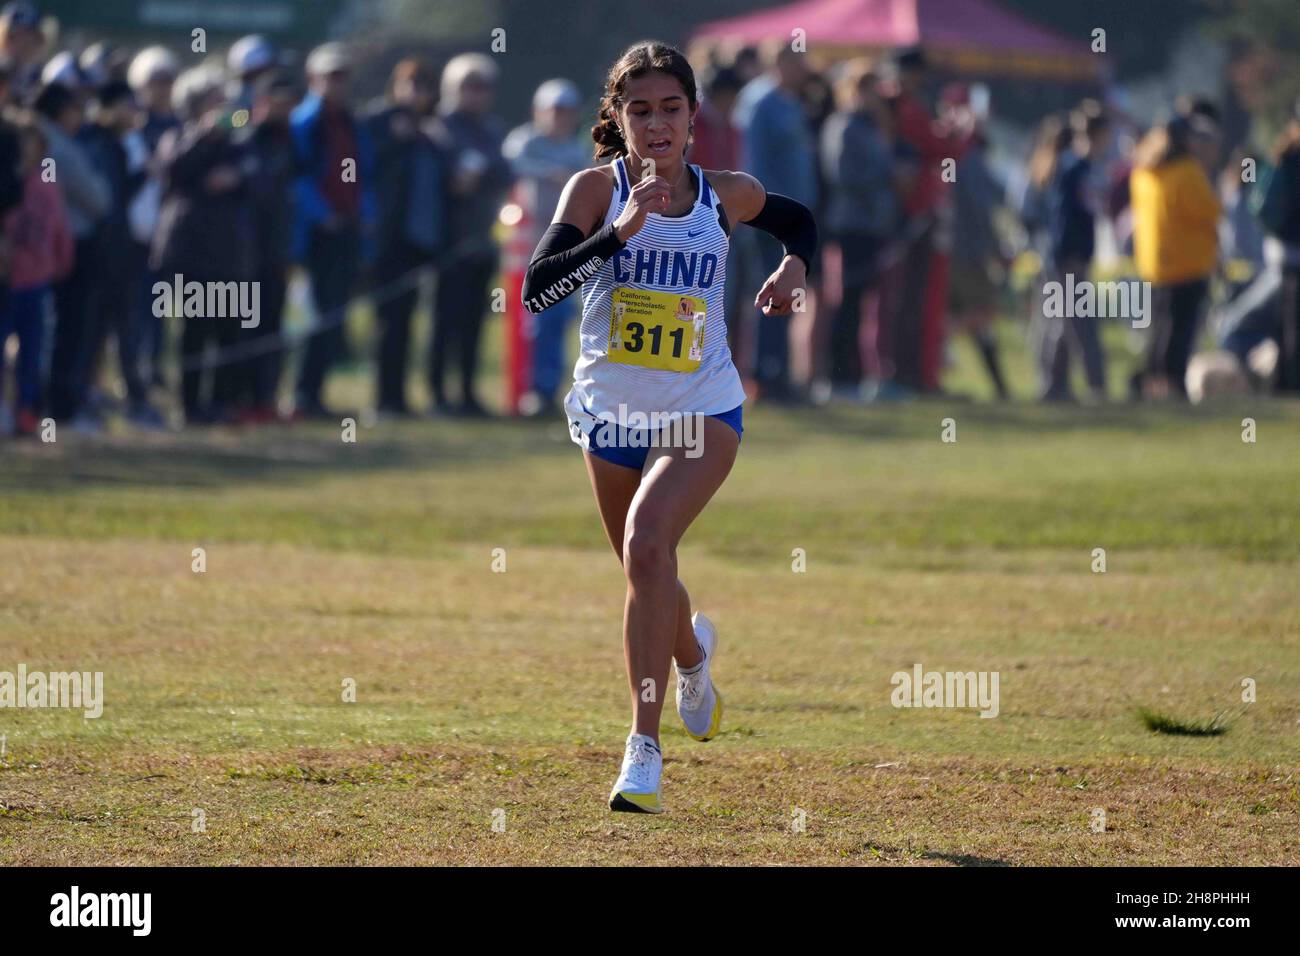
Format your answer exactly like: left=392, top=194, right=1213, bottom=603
left=290, top=42, right=375, bottom=418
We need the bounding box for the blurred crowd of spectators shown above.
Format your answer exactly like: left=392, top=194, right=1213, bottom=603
left=0, top=3, right=523, bottom=436
left=2, top=3, right=1298, bottom=439
left=694, top=39, right=1300, bottom=406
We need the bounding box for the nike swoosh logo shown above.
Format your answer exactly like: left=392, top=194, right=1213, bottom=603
left=687, top=229, right=703, bottom=238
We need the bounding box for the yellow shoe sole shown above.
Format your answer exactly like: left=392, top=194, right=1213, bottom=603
left=685, top=685, right=723, bottom=742
left=609, top=790, right=664, bottom=813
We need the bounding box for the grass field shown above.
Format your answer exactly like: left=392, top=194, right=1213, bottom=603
left=1, top=315, right=1299, bottom=865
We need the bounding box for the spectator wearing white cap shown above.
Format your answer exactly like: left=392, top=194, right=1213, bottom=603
left=230, top=70, right=301, bottom=422
left=125, top=46, right=181, bottom=388
left=226, top=34, right=276, bottom=111
left=289, top=41, right=375, bottom=418
left=169, top=60, right=225, bottom=122
left=128, top=45, right=180, bottom=153
left=151, top=61, right=258, bottom=424
left=79, top=41, right=129, bottom=89
left=430, top=52, right=512, bottom=417
left=0, top=1, right=46, bottom=102
left=503, top=77, right=590, bottom=413
left=40, top=49, right=82, bottom=91
left=505, top=79, right=587, bottom=241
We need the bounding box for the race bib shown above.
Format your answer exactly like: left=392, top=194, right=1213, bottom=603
left=607, top=287, right=706, bottom=373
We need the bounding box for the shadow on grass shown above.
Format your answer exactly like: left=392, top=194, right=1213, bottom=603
left=865, top=843, right=1011, bottom=866
left=1136, top=706, right=1233, bottom=737
left=919, top=850, right=1012, bottom=867
left=3, top=396, right=1298, bottom=495
left=774, top=394, right=1300, bottom=444
left=0, top=415, right=576, bottom=493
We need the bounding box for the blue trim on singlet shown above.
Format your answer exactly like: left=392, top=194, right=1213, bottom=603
left=614, top=158, right=708, bottom=208
left=616, top=159, right=630, bottom=202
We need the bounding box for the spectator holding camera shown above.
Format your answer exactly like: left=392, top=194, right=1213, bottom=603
left=151, top=63, right=255, bottom=424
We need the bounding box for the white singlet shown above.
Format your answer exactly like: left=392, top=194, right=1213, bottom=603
left=563, top=156, right=746, bottom=441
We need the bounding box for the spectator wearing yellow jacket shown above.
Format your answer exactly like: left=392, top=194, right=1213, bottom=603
left=1129, top=115, right=1221, bottom=398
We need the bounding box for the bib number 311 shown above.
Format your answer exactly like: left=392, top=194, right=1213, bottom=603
left=608, top=287, right=706, bottom=373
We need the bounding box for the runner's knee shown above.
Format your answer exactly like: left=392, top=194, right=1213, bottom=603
left=622, top=523, right=675, bottom=584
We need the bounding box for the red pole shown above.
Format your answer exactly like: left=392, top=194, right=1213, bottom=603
left=501, top=186, right=533, bottom=416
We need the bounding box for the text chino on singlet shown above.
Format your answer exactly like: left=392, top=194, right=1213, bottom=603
left=563, top=156, right=747, bottom=439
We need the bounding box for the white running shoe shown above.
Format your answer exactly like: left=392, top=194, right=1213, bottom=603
left=677, top=612, right=723, bottom=741
left=609, top=733, right=664, bottom=813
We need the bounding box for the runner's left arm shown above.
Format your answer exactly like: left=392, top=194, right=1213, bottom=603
left=718, top=171, right=818, bottom=314
left=743, top=191, right=819, bottom=274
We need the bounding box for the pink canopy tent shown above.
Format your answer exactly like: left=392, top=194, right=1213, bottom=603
left=692, top=0, right=1099, bottom=81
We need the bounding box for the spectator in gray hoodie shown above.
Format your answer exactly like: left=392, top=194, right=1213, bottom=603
left=503, top=77, right=589, bottom=414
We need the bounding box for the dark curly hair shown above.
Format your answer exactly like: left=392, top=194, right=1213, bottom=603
left=592, top=40, right=697, bottom=160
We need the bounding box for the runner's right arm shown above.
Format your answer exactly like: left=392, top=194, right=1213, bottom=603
left=521, top=166, right=669, bottom=315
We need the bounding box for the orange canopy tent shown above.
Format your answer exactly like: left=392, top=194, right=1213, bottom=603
left=692, top=0, right=1100, bottom=82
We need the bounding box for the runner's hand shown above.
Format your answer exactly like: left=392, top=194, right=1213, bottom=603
left=613, top=174, right=671, bottom=242
left=754, top=255, right=807, bottom=316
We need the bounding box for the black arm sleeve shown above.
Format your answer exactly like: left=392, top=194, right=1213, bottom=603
left=521, top=222, right=625, bottom=315
left=743, top=192, right=819, bottom=274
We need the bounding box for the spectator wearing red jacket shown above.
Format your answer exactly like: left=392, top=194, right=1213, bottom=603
left=879, top=48, right=973, bottom=395
left=2, top=117, right=73, bottom=436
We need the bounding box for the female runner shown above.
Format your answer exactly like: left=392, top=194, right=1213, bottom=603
left=521, top=41, right=817, bottom=813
